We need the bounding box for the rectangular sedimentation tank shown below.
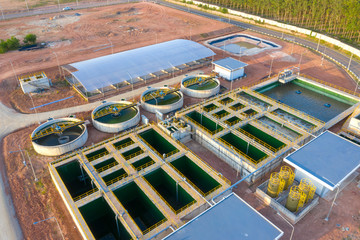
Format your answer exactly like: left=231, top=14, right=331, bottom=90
left=49, top=124, right=230, bottom=240
left=175, top=78, right=359, bottom=181
left=175, top=75, right=360, bottom=182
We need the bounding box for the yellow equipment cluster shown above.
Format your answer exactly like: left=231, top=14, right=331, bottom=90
left=266, top=166, right=295, bottom=198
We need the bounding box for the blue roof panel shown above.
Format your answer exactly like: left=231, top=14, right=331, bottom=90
left=68, top=39, right=215, bottom=91
left=213, top=57, right=247, bottom=70
left=165, top=193, right=283, bottom=240
left=285, top=131, right=360, bottom=190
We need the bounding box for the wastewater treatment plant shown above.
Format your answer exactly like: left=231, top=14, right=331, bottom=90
left=174, top=74, right=359, bottom=182
left=49, top=124, right=230, bottom=239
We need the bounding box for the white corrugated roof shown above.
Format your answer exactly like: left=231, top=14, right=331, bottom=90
left=67, top=39, right=215, bottom=92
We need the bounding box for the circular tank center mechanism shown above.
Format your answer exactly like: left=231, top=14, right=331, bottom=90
left=58, top=135, right=70, bottom=144
left=31, top=118, right=88, bottom=156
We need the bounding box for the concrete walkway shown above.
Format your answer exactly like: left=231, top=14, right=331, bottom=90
left=0, top=70, right=201, bottom=239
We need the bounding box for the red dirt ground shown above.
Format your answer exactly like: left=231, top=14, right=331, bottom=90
left=0, top=2, right=230, bottom=112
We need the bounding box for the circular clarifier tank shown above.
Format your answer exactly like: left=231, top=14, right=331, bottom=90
left=31, top=117, right=88, bottom=156
left=92, top=101, right=140, bottom=133
left=141, top=87, right=183, bottom=114
left=181, top=75, right=220, bottom=98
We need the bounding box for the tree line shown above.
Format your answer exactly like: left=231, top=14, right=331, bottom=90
left=195, top=0, right=360, bottom=47
left=0, top=34, right=37, bottom=53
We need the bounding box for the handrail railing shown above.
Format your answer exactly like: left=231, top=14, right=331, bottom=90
left=224, top=118, right=241, bottom=126
left=203, top=105, right=218, bottom=112
left=48, top=165, right=96, bottom=239
left=300, top=74, right=360, bottom=98
left=96, top=161, right=119, bottom=173
left=73, top=188, right=99, bottom=202
left=142, top=218, right=168, bottom=235
left=236, top=128, right=278, bottom=153
left=184, top=115, right=223, bottom=135
left=108, top=190, right=143, bottom=237
left=86, top=151, right=109, bottom=162
left=229, top=104, right=245, bottom=111
left=252, top=118, right=296, bottom=142
left=114, top=140, right=135, bottom=150
left=270, top=111, right=318, bottom=132
left=134, top=160, right=155, bottom=171
left=137, top=135, right=163, bottom=159
left=124, top=150, right=144, bottom=160
left=217, top=138, right=268, bottom=167
left=174, top=140, right=231, bottom=186
left=212, top=111, right=230, bottom=119
left=165, top=149, right=180, bottom=158
left=105, top=173, right=128, bottom=186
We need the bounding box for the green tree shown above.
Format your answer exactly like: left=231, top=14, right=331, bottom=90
left=6, top=37, right=20, bottom=50
left=0, top=39, right=8, bottom=53
left=24, top=34, right=37, bottom=45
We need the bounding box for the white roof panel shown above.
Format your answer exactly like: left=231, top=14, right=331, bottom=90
left=213, top=57, right=248, bottom=70
left=165, top=193, right=283, bottom=240
left=68, top=39, right=215, bottom=91
left=284, top=131, right=360, bottom=190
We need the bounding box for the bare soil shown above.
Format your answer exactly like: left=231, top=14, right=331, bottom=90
left=0, top=2, right=229, bottom=111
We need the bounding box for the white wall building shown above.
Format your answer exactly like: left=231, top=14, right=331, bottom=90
left=284, top=131, right=360, bottom=197
left=212, top=57, right=247, bottom=81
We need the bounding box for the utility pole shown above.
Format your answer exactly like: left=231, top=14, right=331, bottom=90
left=53, top=52, right=62, bottom=78
left=321, top=46, right=326, bottom=66
left=10, top=60, right=19, bottom=86
left=25, top=0, right=29, bottom=12
left=268, top=56, right=275, bottom=78
left=347, top=52, right=353, bottom=70
left=26, top=151, right=38, bottom=182
left=108, top=39, right=113, bottom=54
left=0, top=3, right=5, bottom=20
left=316, top=37, right=321, bottom=51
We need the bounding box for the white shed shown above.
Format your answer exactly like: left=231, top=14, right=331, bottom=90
left=212, top=57, right=247, bottom=81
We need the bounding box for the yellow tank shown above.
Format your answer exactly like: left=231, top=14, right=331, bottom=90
left=285, top=186, right=301, bottom=212
left=299, top=178, right=316, bottom=203
left=285, top=185, right=307, bottom=212
left=267, top=172, right=285, bottom=198
left=279, top=166, right=294, bottom=190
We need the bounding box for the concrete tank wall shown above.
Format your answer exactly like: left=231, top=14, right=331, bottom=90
left=141, top=87, right=184, bottom=114
left=92, top=101, right=141, bottom=133
left=31, top=118, right=88, bottom=156
left=180, top=75, right=220, bottom=98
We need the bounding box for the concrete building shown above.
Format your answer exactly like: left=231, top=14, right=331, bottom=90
left=284, top=131, right=360, bottom=197
left=212, top=57, right=247, bottom=81
left=19, top=72, right=50, bottom=93
left=165, top=193, right=283, bottom=240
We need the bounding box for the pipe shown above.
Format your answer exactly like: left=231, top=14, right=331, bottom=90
left=211, top=156, right=278, bottom=204
left=147, top=225, right=175, bottom=240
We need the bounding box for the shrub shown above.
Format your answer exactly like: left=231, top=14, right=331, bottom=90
left=24, top=34, right=37, bottom=45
